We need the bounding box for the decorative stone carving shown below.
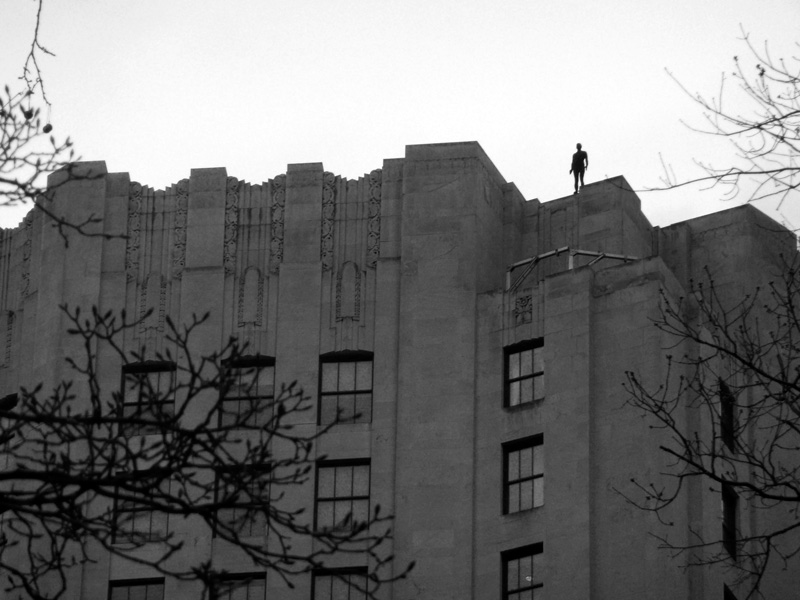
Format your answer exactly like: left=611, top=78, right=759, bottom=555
left=173, top=179, right=189, bottom=279
left=126, top=182, right=142, bottom=282
left=321, top=172, right=336, bottom=271
left=336, top=262, right=361, bottom=321
left=20, top=217, right=32, bottom=296
left=2, top=311, right=13, bottom=367
left=514, top=295, right=533, bottom=325
left=269, top=175, right=286, bottom=274
left=367, top=169, right=382, bottom=268
left=237, top=266, right=264, bottom=328
left=224, top=177, right=239, bottom=276
left=139, top=273, right=167, bottom=334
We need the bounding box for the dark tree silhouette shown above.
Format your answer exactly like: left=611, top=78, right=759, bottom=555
left=651, top=28, right=799, bottom=210
left=0, top=307, right=408, bottom=600
left=1, top=0, right=109, bottom=239
left=622, top=263, right=800, bottom=599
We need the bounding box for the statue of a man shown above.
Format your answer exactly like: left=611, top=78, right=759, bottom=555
left=569, top=143, right=588, bottom=194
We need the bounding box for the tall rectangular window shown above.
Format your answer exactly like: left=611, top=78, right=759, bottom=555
left=108, top=579, right=164, bottom=600
left=113, top=470, right=169, bottom=543
left=212, top=573, right=266, bottom=600
left=319, top=352, right=373, bottom=425
left=220, top=355, right=275, bottom=428
left=502, top=543, right=543, bottom=600
left=505, top=340, right=544, bottom=407
left=722, top=484, right=739, bottom=559
left=719, top=379, right=737, bottom=451
left=315, top=460, right=370, bottom=531
left=503, top=435, right=544, bottom=514
left=312, top=568, right=368, bottom=600
left=215, top=465, right=271, bottom=538
left=121, top=361, right=177, bottom=436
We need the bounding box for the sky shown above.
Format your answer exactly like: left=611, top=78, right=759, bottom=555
left=1, top=0, right=798, bottom=230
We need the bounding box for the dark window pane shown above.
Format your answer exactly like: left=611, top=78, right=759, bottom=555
left=508, top=483, right=520, bottom=513
left=321, top=363, right=338, bottom=392
left=509, top=381, right=520, bottom=406
left=520, top=378, right=533, bottom=404
left=520, top=350, right=532, bottom=377
left=338, top=362, right=356, bottom=390
left=355, top=361, right=372, bottom=391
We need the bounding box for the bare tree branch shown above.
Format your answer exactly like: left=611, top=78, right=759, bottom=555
left=647, top=27, right=800, bottom=210
left=0, top=307, right=411, bottom=600
left=621, top=262, right=800, bottom=599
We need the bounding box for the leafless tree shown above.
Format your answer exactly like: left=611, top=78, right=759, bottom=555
left=0, top=306, right=409, bottom=600
left=651, top=28, right=799, bottom=211
left=622, top=263, right=800, bottom=599
left=1, top=0, right=109, bottom=239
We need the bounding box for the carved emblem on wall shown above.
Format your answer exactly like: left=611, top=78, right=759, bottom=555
left=269, top=175, right=286, bottom=274
left=126, top=182, right=142, bottom=282
left=321, top=171, right=336, bottom=271
left=514, top=295, right=533, bottom=325
left=367, top=169, right=382, bottom=269
left=19, top=216, right=32, bottom=296
left=335, top=262, right=362, bottom=321
left=173, top=179, right=189, bottom=279
left=223, top=177, right=240, bottom=276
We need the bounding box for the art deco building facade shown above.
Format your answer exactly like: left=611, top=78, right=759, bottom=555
left=0, top=142, right=797, bottom=599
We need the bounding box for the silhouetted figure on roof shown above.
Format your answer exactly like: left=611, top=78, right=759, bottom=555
left=570, top=143, right=588, bottom=194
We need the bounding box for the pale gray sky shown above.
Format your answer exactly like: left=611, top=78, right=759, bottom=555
left=1, top=0, right=798, bottom=229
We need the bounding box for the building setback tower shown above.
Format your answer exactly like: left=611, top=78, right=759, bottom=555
left=0, top=142, right=797, bottom=599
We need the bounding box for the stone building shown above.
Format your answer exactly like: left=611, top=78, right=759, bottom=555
left=0, top=141, right=797, bottom=599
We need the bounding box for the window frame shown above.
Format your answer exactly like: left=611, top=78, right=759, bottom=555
left=503, top=434, right=544, bottom=515
left=219, top=355, right=276, bottom=428
left=214, top=464, right=272, bottom=538
left=501, top=542, right=544, bottom=600
left=722, top=483, right=739, bottom=559
left=314, top=459, right=371, bottom=532
left=108, top=578, right=165, bottom=600
left=120, top=360, right=177, bottom=437
left=211, top=572, right=266, bottom=600
left=719, top=378, right=737, bottom=452
left=112, top=468, right=170, bottom=544
left=318, top=351, right=374, bottom=425
left=504, top=339, right=544, bottom=408
left=311, top=566, right=368, bottom=600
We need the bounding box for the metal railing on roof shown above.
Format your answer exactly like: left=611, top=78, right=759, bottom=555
left=506, top=247, right=639, bottom=292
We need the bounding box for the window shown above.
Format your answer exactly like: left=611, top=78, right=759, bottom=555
left=719, top=379, right=737, bottom=451
left=121, top=361, right=177, bottom=436
left=212, top=573, right=266, bottom=600
left=505, top=340, right=544, bottom=407
left=113, top=469, right=169, bottom=543
left=722, top=484, right=738, bottom=559
left=318, top=352, right=373, bottom=425
left=0, top=392, right=18, bottom=446
left=312, top=567, right=368, bottom=600
left=108, top=579, right=164, bottom=600
left=220, top=355, right=275, bottom=428
left=215, top=465, right=271, bottom=538
left=503, top=435, right=544, bottom=514
left=502, top=543, right=543, bottom=600
left=315, top=460, right=370, bottom=531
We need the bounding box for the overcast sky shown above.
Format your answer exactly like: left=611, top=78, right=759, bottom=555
left=1, top=0, right=798, bottom=230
